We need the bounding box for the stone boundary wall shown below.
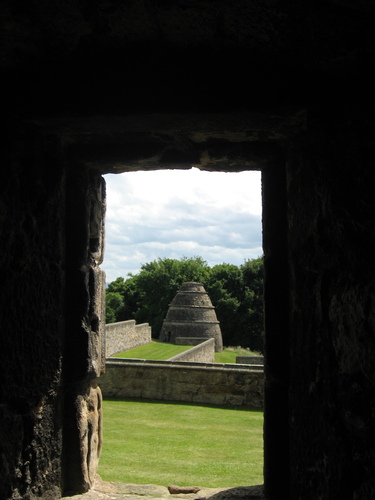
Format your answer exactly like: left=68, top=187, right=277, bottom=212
left=168, top=338, right=215, bottom=363
left=99, top=359, right=264, bottom=408
left=175, top=337, right=209, bottom=346
left=236, top=356, right=264, bottom=365
left=105, top=320, right=151, bottom=357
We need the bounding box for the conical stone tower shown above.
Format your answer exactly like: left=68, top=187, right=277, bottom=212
left=159, top=282, right=223, bottom=352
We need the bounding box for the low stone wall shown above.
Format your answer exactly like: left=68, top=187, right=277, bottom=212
left=175, top=337, right=209, bottom=346
left=236, top=356, right=264, bottom=365
left=168, top=338, right=215, bottom=363
left=99, top=359, right=264, bottom=408
left=105, top=320, right=151, bottom=357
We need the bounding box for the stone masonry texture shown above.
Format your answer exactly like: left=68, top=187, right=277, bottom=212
left=1, top=2, right=375, bottom=498
left=106, top=321, right=152, bottom=357
left=160, top=282, right=223, bottom=352
left=99, top=360, right=264, bottom=409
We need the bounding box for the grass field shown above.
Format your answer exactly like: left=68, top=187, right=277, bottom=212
left=111, top=341, right=192, bottom=360
left=98, top=398, right=264, bottom=488
left=111, top=342, right=261, bottom=363
left=214, top=346, right=261, bottom=364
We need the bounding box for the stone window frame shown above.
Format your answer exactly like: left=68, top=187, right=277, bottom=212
left=54, top=112, right=294, bottom=496
left=99, top=162, right=289, bottom=496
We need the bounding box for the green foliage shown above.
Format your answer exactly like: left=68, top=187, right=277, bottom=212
left=105, top=255, right=264, bottom=352
left=106, top=276, right=127, bottom=294
left=204, top=258, right=264, bottom=351
left=105, top=292, right=124, bottom=323
left=98, top=399, right=263, bottom=487
left=239, top=257, right=264, bottom=352
left=107, top=276, right=140, bottom=321
left=136, top=256, right=211, bottom=332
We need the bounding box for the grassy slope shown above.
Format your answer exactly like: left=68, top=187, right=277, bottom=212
left=111, top=341, right=192, bottom=360
left=111, top=342, right=261, bottom=363
left=98, top=398, right=263, bottom=488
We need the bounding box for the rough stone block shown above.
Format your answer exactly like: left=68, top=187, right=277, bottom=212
left=88, top=267, right=106, bottom=377
left=76, top=383, right=103, bottom=489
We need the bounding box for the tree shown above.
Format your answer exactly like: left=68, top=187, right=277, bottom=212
left=105, top=255, right=264, bottom=351
left=205, top=264, right=244, bottom=346
left=239, top=257, right=264, bottom=351
left=106, top=276, right=127, bottom=294
left=105, top=292, right=124, bottom=323
left=106, top=275, right=140, bottom=322
left=205, top=259, right=264, bottom=351
left=134, top=256, right=211, bottom=336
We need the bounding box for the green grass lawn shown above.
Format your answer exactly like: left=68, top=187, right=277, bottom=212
left=98, top=398, right=264, bottom=488
left=111, top=341, right=193, bottom=360
left=111, top=342, right=262, bottom=364
left=214, top=347, right=261, bottom=364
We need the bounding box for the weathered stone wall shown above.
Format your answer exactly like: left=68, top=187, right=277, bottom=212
left=168, top=307, right=217, bottom=322
left=63, top=168, right=106, bottom=494
left=0, top=127, right=66, bottom=500
left=2, top=1, right=375, bottom=498
left=175, top=337, right=209, bottom=346
left=0, top=124, right=108, bottom=499
left=99, top=360, right=264, bottom=408
left=163, top=322, right=222, bottom=348
left=168, top=338, right=215, bottom=363
left=237, top=356, right=264, bottom=365
left=105, top=320, right=152, bottom=357
left=286, top=111, right=375, bottom=499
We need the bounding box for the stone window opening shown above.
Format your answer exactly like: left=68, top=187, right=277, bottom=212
left=99, top=164, right=284, bottom=494
left=59, top=114, right=292, bottom=498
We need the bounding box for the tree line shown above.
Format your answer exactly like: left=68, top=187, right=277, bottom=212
left=106, top=256, right=264, bottom=353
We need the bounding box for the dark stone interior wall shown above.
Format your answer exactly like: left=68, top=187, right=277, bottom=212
left=287, top=109, right=375, bottom=498
left=0, top=125, right=66, bottom=499
left=2, top=0, right=373, bottom=117
left=1, top=1, right=375, bottom=499
left=262, top=157, right=289, bottom=498
left=0, top=126, right=106, bottom=498
left=62, top=167, right=106, bottom=495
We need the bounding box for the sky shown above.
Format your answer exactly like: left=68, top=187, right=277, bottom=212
left=103, top=168, right=263, bottom=283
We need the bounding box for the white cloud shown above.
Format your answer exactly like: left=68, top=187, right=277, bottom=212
left=103, top=168, right=262, bottom=282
